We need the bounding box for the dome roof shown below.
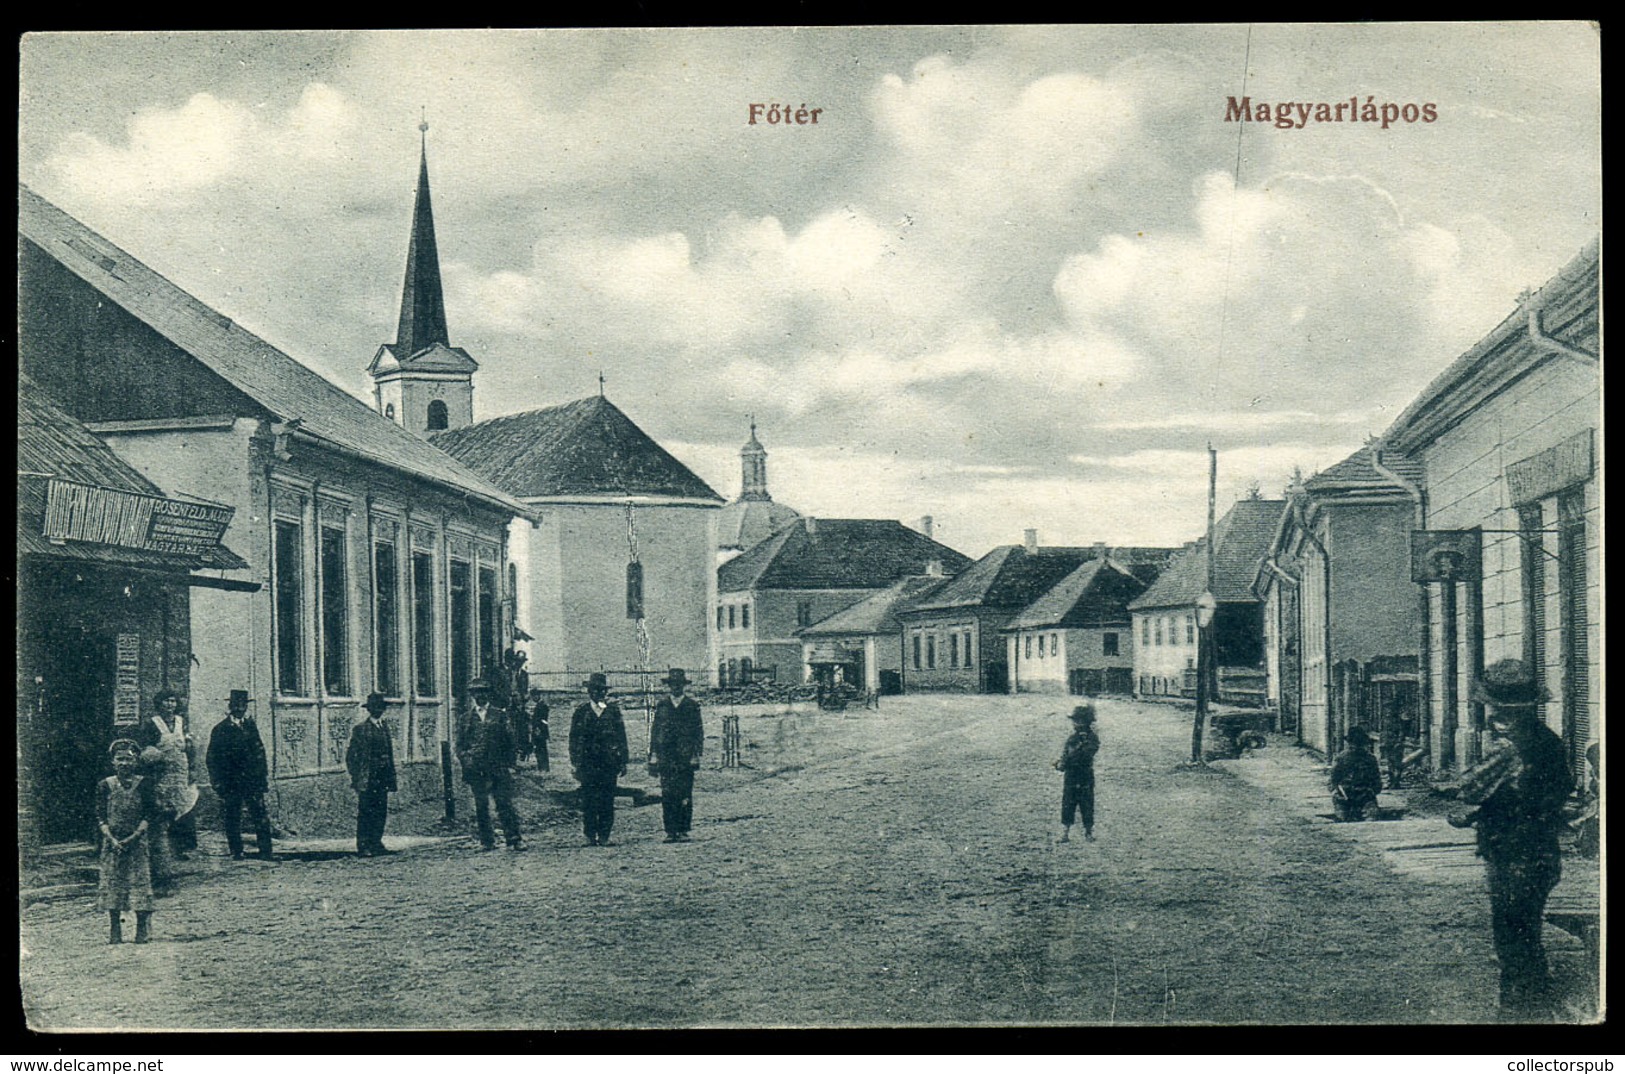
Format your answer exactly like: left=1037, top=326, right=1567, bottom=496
left=717, top=497, right=801, bottom=551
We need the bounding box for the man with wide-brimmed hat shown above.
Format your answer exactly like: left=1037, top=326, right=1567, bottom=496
left=205, top=690, right=274, bottom=861
left=1448, top=658, right=1573, bottom=1021
left=649, top=668, right=704, bottom=843
left=347, top=692, right=398, bottom=857
left=570, top=672, right=628, bottom=846
left=1329, top=727, right=1383, bottom=822
left=456, top=677, right=525, bottom=852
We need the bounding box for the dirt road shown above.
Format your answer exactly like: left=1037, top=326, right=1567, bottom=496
left=20, top=695, right=1502, bottom=1028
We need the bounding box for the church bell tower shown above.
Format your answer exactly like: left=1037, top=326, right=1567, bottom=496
left=368, top=119, right=478, bottom=437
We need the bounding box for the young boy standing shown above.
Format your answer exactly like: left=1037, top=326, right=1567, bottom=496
left=1055, top=705, right=1101, bottom=843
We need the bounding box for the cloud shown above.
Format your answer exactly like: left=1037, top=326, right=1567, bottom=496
left=50, top=93, right=255, bottom=202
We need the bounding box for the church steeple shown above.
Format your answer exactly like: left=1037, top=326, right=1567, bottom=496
left=368, top=119, right=478, bottom=438
left=395, top=121, right=450, bottom=359
left=740, top=417, right=771, bottom=502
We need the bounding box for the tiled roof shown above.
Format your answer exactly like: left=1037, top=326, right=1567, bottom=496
left=719, top=518, right=972, bottom=592
left=18, top=380, right=247, bottom=571
left=798, top=575, right=951, bottom=637
left=1129, top=498, right=1286, bottom=610
left=18, top=186, right=527, bottom=517
left=430, top=396, right=724, bottom=502
left=905, top=544, right=1171, bottom=615
left=1006, top=558, right=1149, bottom=631
left=1303, top=443, right=1424, bottom=492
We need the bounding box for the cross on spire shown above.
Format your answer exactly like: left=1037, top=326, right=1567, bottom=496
left=599, top=371, right=606, bottom=397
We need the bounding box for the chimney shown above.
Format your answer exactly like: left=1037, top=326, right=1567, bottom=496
left=924, top=559, right=945, bottom=578
left=1023, top=528, right=1039, bottom=553
left=1094, top=541, right=1108, bottom=560
left=917, top=515, right=934, bottom=539
left=805, top=516, right=818, bottom=538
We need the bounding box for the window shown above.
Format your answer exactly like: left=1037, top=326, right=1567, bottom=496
left=728, top=605, right=736, bottom=630
left=926, top=635, right=936, bottom=669
left=321, top=524, right=360, bottom=674
left=1141, top=619, right=1150, bottom=646
left=412, top=551, right=436, bottom=695
left=912, top=635, right=922, bottom=670
left=1103, top=632, right=1120, bottom=657
left=1024, top=635, right=1032, bottom=659
left=950, top=633, right=959, bottom=668
left=1518, top=502, right=1546, bottom=692
left=374, top=542, right=401, bottom=696
left=1051, top=634, right=1058, bottom=656
left=718, top=605, right=725, bottom=631
left=741, top=657, right=753, bottom=680
left=479, top=565, right=499, bottom=672
left=741, top=604, right=750, bottom=629
left=625, top=561, right=644, bottom=620
left=1155, top=618, right=1163, bottom=646
left=384, top=402, right=395, bottom=420
left=273, top=519, right=305, bottom=695
left=1037, top=635, right=1045, bottom=660
left=963, top=631, right=973, bottom=668
left=1186, top=615, right=1196, bottom=645
left=450, top=560, right=472, bottom=695
left=717, top=662, right=728, bottom=687
left=426, top=399, right=449, bottom=431
left=796, top=601, right=813, bottom=628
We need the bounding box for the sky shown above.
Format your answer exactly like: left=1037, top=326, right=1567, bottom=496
left=18, top=25, right=1601, bottom=557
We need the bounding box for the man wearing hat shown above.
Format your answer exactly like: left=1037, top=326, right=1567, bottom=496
left=1054, top=705, right=1101, bottom=843
left=346, top=693, right=399, bottom=857
left=570, top=673, right=629, bottom=846
left=1328, top=727, right=1383, bottom=822
left=205, top=690, right=274, bottom=861
left=649, top=668, right=704, bottom=843
left=1449, top=658, right=1573, bottom=1020
left=456, top=677, right=525, bottom=851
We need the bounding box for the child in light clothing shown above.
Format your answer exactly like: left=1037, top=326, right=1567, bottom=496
left=97, top=739, right=157, bottom=943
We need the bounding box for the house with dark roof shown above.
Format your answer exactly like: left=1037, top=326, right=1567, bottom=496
left=898, top=532, right=1174, bottom=693
left=716, top=421, right=802, bottom=566
left=1382, top=239, right=1598, bottom=778
left=1004, top=557, right=1152, bottom=696
left=716, top=517, right=971, bottom=684
left=20, top=183, right=529, bottom=829
left=432, top=396, right=724, bottom=683
left=1128, top=498, right=1286, bottom=702
left=1255, top=444, right=1423, bottom=756
left=796, top=573, right=952, bottom=695
left=17, top=382, right=252, bottom=847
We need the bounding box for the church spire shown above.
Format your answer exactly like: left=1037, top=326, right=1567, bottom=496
left=395, top=118, right=450, bottom=358
left=740, top=417, right=771, bottom=502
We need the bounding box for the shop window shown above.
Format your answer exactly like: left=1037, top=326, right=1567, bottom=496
left=412, top=551, right=436, bottom=695
left=273, top=519, right=305, bottom=695
left=374, top=542, right=400, bottom=696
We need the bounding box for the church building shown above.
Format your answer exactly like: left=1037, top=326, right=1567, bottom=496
left=715, top=422, right=801, bottom=566
left=370, top=131, right=724, bottom=690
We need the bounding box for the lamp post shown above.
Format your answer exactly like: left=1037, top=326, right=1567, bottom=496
left=1192, top=590, right=1217, bottom=763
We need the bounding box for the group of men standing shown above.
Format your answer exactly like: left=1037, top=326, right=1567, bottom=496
left=342, top=664, right=704, bottom=855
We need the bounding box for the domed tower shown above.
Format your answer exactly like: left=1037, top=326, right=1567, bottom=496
left=368, top=121, right=478, bottom=437
left=716, top=419, right=801, bottom=563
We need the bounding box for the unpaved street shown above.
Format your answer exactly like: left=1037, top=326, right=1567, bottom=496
left=21, top=695, right=1503, bottom=1028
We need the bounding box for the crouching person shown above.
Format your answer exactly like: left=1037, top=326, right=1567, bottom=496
left=1330, top=727, right=1382, bottom=822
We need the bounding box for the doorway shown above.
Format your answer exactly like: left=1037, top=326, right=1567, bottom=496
left=26, top=630, right=117, bottom=844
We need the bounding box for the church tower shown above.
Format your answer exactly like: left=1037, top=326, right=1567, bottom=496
left=368, top=120, right=478, bottom=437
left=740, top=419, right=771, bottom=501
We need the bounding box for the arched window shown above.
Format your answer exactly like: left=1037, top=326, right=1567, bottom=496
left=426, top=399, right=449, bottom=431
left=384, top=402, right=396, bottom=420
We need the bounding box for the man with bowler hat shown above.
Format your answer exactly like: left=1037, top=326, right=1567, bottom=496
left=347, top=693, right=398, bottom=857
left=205, top=690, right=274, bottom=860
left=1449, top=658, right=1573, bottom=1021
left=649, top=668, right=704, bottom=842
left=570, top=673, right=628, bottom=846
left=456, top=677, right=525, bottom=851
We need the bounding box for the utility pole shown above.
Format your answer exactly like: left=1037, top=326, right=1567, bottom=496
left=1191, top=444, right=1218, bottom=764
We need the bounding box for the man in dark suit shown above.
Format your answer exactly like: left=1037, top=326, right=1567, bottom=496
left=649, top=668, right=704, bottom=843
left=570, top=673, right=628, bottom=846
left=1449, top=659, right=1574, bottom=1021
left=456, top=678, right=525, bottom=852
left=346, top=692, right=398, bottom=857
left=205, top=690, right=274, bottom=861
